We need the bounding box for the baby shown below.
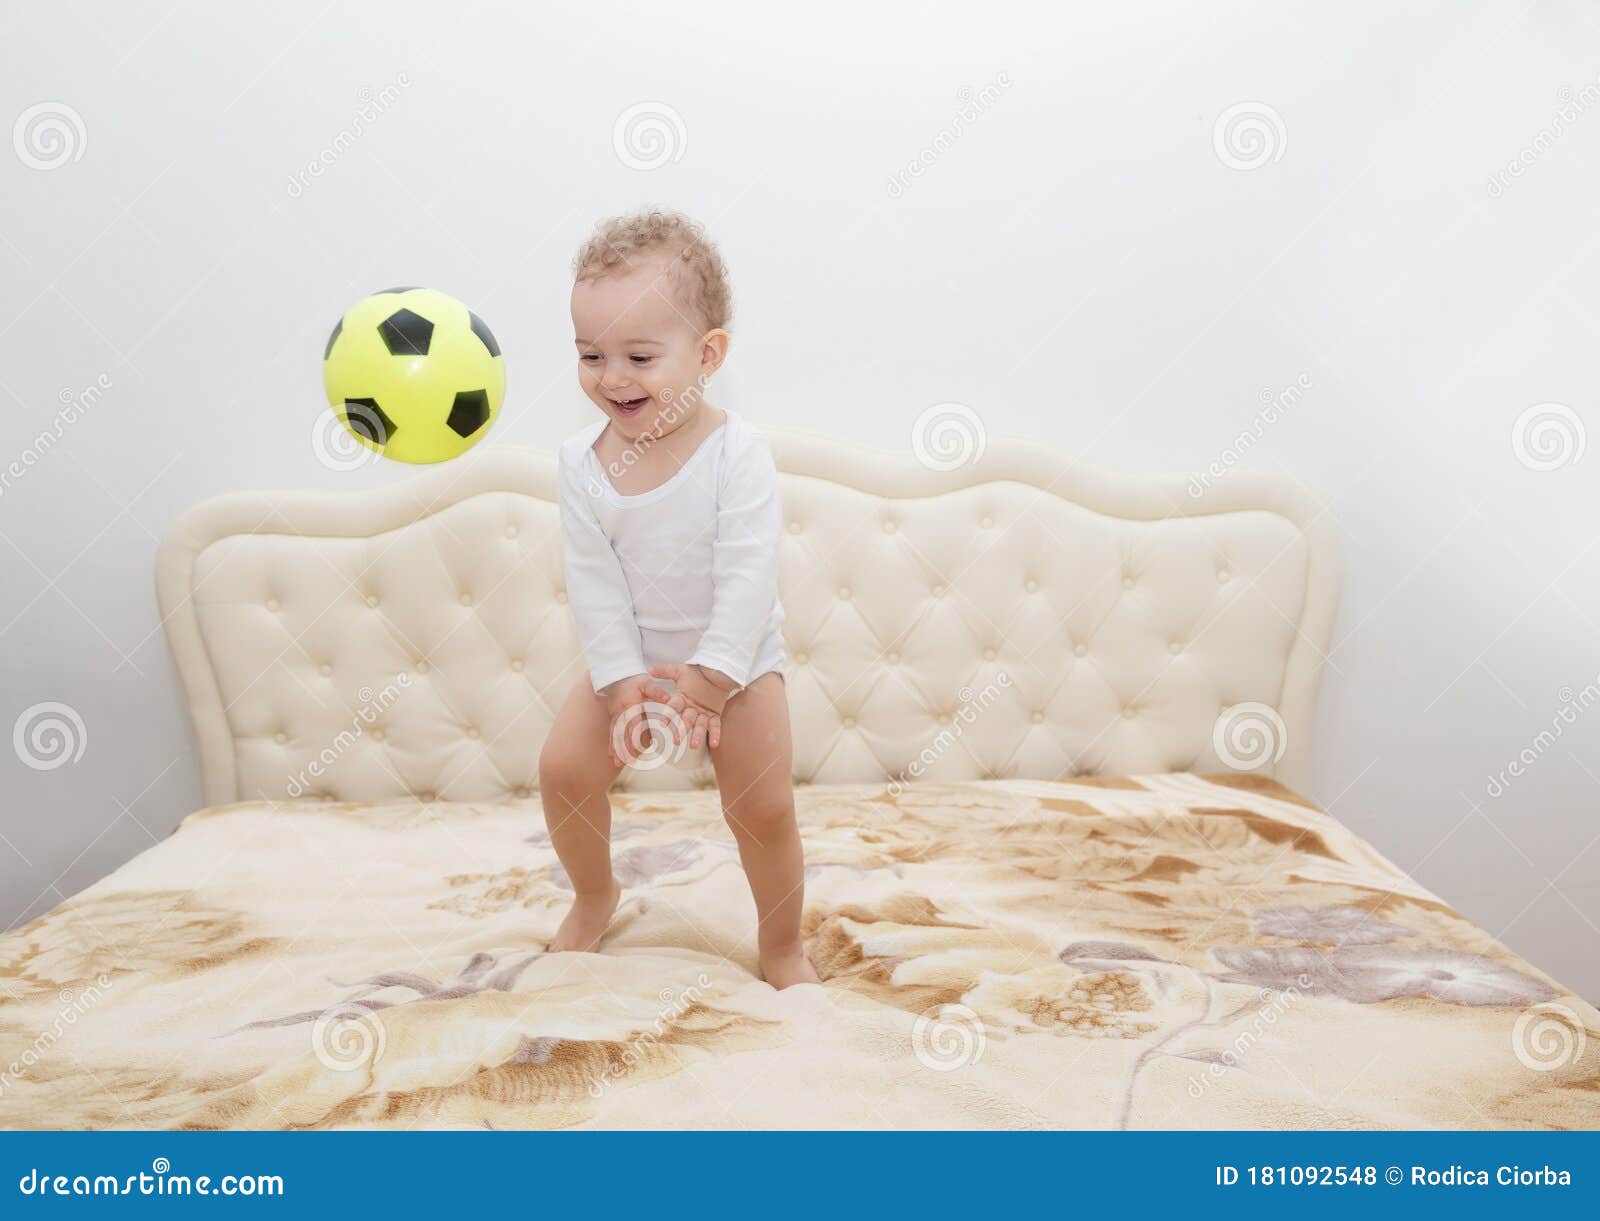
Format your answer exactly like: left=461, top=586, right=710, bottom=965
left=539, top=209, right=821, bottom=990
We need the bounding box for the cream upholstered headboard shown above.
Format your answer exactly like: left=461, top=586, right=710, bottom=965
left=156, top=431, right=1341, bottom=806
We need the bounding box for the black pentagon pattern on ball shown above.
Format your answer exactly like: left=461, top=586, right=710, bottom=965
left=323, top=318, right=342, bottom=360
left=342, top=397, right=397, bottom=446
left=378, top=307, right=433, bottom=356
left=469, top=311, right=501, bottom=358
left=447, top=390, right=490, bottom=438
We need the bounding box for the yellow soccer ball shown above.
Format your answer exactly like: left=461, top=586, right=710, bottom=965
left=322, top=287, right=505, bottom=464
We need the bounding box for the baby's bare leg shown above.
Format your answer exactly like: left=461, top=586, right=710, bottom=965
left=538, top=675, right=625, bottom=951
left=709, top=672, right=820, bottom=989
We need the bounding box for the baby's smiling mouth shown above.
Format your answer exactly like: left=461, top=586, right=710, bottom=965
left=608, top=395, right=650, bottom=416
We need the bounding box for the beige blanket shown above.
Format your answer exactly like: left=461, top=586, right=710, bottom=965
left=2, top=773, right=1596, bottom=1130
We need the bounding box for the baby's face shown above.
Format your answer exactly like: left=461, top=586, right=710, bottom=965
left=571, top=258, right=723, bottom=440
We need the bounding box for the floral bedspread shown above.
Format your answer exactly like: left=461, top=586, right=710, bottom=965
left=1, top=773, right=1596, bottom=1130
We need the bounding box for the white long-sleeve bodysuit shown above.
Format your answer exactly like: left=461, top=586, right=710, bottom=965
left=557, top=408, right=787, bottom=699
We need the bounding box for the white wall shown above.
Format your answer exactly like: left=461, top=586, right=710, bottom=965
left=2, top=1, right=1597, bottom=1001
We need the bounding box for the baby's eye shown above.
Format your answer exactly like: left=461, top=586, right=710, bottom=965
left=630, top=355, right=653, bottom=365
left=579, top=353, right=601, bottom=363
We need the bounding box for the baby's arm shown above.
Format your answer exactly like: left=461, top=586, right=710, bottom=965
left=652, top=427, right=782, bottom=751
left=558, top=449, right=671, bottom=763
left=685, top=426, right=783, bottom=692
left=558, top=447, right=650, bottom=693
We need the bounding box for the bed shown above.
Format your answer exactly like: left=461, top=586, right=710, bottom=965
left=2, top=429, right=1595, bottom=1130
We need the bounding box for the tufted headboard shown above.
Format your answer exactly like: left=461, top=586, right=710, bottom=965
left=156, top=430, right=1341, bottom=807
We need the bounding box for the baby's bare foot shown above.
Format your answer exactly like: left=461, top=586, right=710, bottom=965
left=760, top=945, right=821, bottom=990
left=547, top=880, right=622, bottom=953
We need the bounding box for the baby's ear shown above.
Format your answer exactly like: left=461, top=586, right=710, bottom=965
left=699, top=328, right=730, bottom=374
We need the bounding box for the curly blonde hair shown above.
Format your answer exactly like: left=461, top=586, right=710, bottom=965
left=572, top=208, right=733, bottom=333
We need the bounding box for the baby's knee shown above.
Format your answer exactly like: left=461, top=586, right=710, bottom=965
left=538, top=737, right=608, bottom=797
left=722, top=793, right=794, bottom=838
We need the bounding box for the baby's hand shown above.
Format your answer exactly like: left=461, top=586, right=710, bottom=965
left=602, top=673, right=675, bottom=768
left=648, top=663, right=737, bottom=751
